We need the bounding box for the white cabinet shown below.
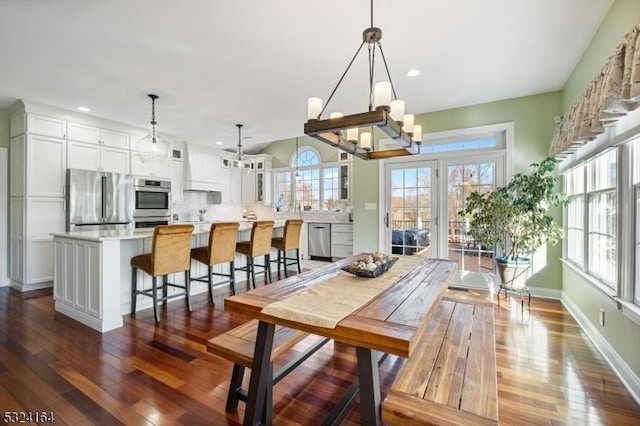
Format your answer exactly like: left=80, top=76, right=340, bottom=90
left=67, top=121, right=129, bottom=149
left=241, top=170, right=257, bottom=203
left=28, top=134, right=66, bottom=197
left=54, top=238, right=103, bottom=322
left=9, top=134, right=26, bottom=197
left=171, top=149, right=184, bottom=203
left=67, top=122, right=130, bottom=173
left=130, top=151, right=172, bottom=179
left=12, top=133, right=67, bottom=198
left=240, top=156, right=272, bottom=204
left=27, top=114, right=66, bottom=139
left=68, top=140, right=130, bottom=174
left=331, top=224, right=353, bottom=259
left=11, top=197, right=65, bottom=289
left=228, top=168, right=242, bottom=203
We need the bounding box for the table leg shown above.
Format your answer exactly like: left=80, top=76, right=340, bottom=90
left=244, top=321, right=275, bottom=426
left=356, top=346, right=381, bottom=426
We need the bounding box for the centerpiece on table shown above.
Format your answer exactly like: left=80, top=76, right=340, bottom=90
left=342, top=252, right=398, bottom=278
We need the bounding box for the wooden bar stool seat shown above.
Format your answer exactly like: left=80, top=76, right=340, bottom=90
left=191, top=222, right=240, bottom=302
left=271, top=219, right=303, bottom=278
left=236, top=220, right=275, bottom=288
left=131, top=224, right=194, bottom=323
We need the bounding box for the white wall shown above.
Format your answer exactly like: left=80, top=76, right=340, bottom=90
left=0, top=148, right=7, bottom=286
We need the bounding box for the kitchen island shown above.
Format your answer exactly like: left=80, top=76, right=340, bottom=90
left=52, top=221, right=285, bottom=332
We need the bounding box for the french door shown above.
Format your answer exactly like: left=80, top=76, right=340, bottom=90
left=383, top=160, right=438, bottom=258
left=383, top=154, right=504, bottom=271
left=443, top=156, right=503, bottom=272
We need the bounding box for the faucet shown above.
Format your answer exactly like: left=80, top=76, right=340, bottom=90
left=295, top=202, right=302, bottom=218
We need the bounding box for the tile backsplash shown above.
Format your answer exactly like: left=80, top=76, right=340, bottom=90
left=172, top=191, right=273, bottom=222
left=173, top=191, right=351, bottom=223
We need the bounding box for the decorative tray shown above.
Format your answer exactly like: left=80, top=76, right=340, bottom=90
left=342, top=253, right=398, bottom=278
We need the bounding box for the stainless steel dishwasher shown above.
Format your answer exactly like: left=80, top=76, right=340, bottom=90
left=308, top=223, right=331, bottom=260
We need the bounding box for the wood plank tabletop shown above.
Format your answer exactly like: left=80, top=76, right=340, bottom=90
left=224, top=255, right=457, bottom=357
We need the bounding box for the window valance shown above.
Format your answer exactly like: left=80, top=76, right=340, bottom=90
left=550, top=21, right=640, bottom=158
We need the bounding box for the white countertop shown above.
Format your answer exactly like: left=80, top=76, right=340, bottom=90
left=52, top=220, right=286, bottom=242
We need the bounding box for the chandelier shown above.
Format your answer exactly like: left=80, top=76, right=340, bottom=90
left=137, top=94, right=171, bottom=164
left=303, top=0, right=422, bottom=160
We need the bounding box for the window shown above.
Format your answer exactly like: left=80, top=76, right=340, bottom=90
left=586, top=150, right=617, bottom=287
left=563, top=150, right=617, bottom=289
left=564, top=166, right=584, bottom=266
left=272, top=147, right=341, bottom=212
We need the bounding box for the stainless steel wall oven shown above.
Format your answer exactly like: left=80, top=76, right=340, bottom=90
left=132, top=177, right=171, bottom=227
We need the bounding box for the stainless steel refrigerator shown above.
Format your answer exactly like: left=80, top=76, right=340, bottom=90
left=66, top=169, right=133, bottom=231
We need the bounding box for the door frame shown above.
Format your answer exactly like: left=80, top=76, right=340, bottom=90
left=378, top=122, right=513, bottom=257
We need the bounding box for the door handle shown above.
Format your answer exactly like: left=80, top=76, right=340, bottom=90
left=384, top=212, right=389, bottom=228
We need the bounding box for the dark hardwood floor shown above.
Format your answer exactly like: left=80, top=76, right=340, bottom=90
left=1, top=272, right=639, bottom=425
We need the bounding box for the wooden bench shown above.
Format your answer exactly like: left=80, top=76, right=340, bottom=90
left=206, top=319, right=329, bottom=414
left=382, top=299, right=498, bottom=425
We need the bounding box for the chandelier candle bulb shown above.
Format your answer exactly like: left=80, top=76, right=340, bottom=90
left=307, top=97, right=323, bottom=120
left=360, top=132, right=372, bottom=151
left=413, top=124, right=422, bottom=142
left=347, top=127, right=359, bottom=143
left=403, top=114, right=414, bottom=135
left=329, top=112, right=344, bottom=119
left=390, top=100, right=405, bottom=123
left=374, top=81, right=392, bottom=110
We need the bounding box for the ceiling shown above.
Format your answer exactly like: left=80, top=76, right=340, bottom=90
left=0, top=0, right=613, bottom=152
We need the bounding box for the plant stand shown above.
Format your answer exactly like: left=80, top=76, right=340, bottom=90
left=497, top=284, right=531, bottom=310
left=496, top=261, right=531, bottom=310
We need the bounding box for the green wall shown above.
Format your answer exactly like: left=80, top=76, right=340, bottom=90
left=563, top=0, right=640, bottom=110
left=0, top=109, right=9, bottom=149
left=560, top=0, right=640, bottom=381
left=261, top=135, right=338, bottom=168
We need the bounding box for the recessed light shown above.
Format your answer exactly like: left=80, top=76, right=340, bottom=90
left=77, top=106, right=90, bottom=112
left=406, top=69, right=420, bottom=77
left=215, top=141, right=223, bottom=145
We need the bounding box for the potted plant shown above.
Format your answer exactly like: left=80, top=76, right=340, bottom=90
left=459, top=157, right=567, bottom=290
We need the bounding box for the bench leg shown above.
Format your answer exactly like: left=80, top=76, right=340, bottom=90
left=226, top=364, right=245, bottom=412
left=356, top=346, right=381, bottom=426
left=244, top=321, right=275, bottom=426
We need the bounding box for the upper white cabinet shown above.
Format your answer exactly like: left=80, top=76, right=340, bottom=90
left=67, top=121, right=130, bottom=174
left=27, top=114, right=66, bottom=139
left=68, top=141, right=130, bottom=174
left=67, top=121, right=129, bottom=149
left=239, top=155, right=272, bottom=204
left=27, top=134, right=67, bottom=197
left=171, top=148, right=184, bottom=203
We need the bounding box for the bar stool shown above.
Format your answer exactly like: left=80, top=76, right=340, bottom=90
left=235, top=220, right=275, bottom=288
left=190, top=222, right=240, bottom=302
left=130, top=224, right=194, bottom=323
left=271, top=219, right=303, bottom=278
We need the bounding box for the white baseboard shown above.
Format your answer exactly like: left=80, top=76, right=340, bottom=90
left=10, top=280, right=53, bottom=292
left=448, top=271, right=561, bottom=300
left=561, top=293, right=640, bottom=405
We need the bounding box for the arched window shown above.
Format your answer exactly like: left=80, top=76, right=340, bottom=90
left=273, top=147, right=340, bottom=212
left=291, top=147, right=320, bottom=168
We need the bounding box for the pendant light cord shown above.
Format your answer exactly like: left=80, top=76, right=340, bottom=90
left=149, top=94, right=158, bottom=144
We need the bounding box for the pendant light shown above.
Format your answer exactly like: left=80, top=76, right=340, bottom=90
left=235, top=124, right=253, bottom=171
left=137, top=94, right=170, bottom=164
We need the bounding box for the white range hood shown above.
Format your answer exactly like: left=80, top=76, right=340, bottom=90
left=183, top=145, right=225, bottom=192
